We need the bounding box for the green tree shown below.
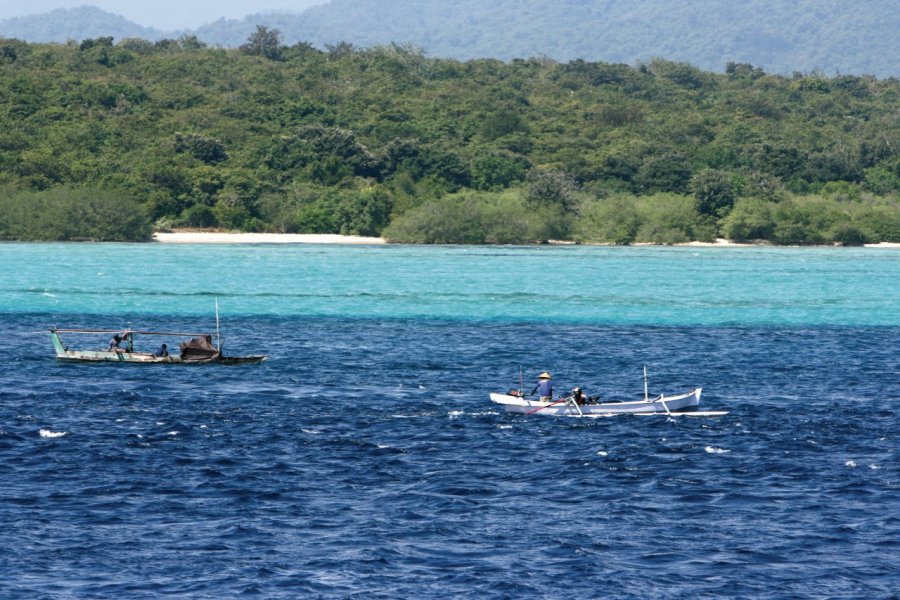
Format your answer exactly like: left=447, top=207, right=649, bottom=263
left=240, top=26, right=283, bottom=60
left=524, top=168, right=578, bottom=213
left=691, top=169, right=737, bottom=219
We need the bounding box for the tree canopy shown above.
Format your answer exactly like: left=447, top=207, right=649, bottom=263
left=0, top=36, right=898, bottom=243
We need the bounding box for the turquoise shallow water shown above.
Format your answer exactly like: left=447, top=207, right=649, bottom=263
left=2, top=243, right=898, bottom=325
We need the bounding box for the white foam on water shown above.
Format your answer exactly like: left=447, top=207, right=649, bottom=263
left=597, top=450, right=608, bottom=456
left=704, top=446, right=730, bottom=454
left=167, top=431, right=180, bottom=436
left=869, top=464, right=880, bottom=470
left=302, top=428, right=322, bottom=434
left=497, top=424, right=512, bottom=429
left=377, top=444, right=390, bottom=449
left=448, top=410, right=464, bottom=418
left=39, top=429, right=67, bottom=439
left=845, top=460, right=857, bottom=468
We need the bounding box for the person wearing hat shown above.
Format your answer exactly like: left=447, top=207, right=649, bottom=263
left=530, top=372, right=553, bottom=402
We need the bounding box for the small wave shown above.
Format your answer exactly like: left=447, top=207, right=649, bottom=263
left=869, top=464, right=880, bottom=470
left=167, top=431, right=180, bottom=436
left=448, top=410, right=464, bottom=418
left=302, top=428, right=322, bottom=434
left=597, top=450, right=608, bottom=456
left=497, top=424, right=512, bottom=429
left=704, top=446, right=729, bottom=454
left=845, top=460, right=857, bottom=468
left=39, top=429, right=67, bottom=439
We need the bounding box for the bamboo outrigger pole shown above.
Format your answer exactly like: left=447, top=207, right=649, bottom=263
left=644, top=366, right=649, bottom=402
left=215, top=297, right=221, bottom=352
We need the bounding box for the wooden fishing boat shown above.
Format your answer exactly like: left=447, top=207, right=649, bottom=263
left=490, top=387, right=706, bottom=417
left=49, top=328, right=266, bottom=364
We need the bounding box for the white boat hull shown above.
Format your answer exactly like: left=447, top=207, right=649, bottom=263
left=490, top=388, right=702, bottom=417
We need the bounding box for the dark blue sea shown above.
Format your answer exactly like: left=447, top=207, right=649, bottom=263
left=1, top=244, right=898, bottom=598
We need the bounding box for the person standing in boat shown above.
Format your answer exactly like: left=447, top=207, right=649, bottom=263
left=531, top=372, right=553, bottom=402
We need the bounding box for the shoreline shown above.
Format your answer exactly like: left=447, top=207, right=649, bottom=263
left=150, top=232, right=900, bottom=248
left=152, top=232, right=386, bottom=244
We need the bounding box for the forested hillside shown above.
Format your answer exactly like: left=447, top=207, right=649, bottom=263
left=1, top=35, right=898, bottom=243
left=3, top=1, right=899, bottom=77
left=288, top=0, right=900, bottom=77
left=0, top=7, right=162, bottom=45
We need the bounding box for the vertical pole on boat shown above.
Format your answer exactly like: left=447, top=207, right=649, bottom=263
left=643, top=366, right=649, bottom=402
left=215, top=296, right=221, bottom=352
left=519, top=366, right=524, bottom=396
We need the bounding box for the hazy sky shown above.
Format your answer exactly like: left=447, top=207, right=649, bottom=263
left=0, top=1, right=329, bottom=30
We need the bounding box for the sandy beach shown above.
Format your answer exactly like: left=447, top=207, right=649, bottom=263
left=151, top=232, right=899, bottom=247
left=153, top=232, right=386, bottom=244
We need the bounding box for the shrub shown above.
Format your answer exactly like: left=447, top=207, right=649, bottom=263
left=720, top=197, right=775, bottom=241
left=178, top=204, right=218, bottom=228
left=634, top=193, right=715, bottom=243
left=691, top=168, right=738, bottom=218
left=0, top=186, right=151, bottom=241
left=383, top=190, right=559, bottom=243
left=575, top=196, right=641, bottom=244
left=852, top=204, right=900, bottom=242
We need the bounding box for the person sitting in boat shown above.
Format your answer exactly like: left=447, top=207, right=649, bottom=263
left=530, top=372, right=553, bottom=402
left=154, top=343, right=169, bottom=358
left=572, top=387, right=587, bottom=405
left=108, top=334, right=122, bottom=352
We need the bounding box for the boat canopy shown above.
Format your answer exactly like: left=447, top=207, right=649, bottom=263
left=50, top=328, right=212, bottom=337
left=179, top=335, right=219, bottom=361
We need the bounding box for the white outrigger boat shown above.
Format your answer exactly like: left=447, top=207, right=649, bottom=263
left=491, top=368, right=726, bottom=417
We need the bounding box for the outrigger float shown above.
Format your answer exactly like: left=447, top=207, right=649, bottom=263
left=49, top=328, right=266, bottom=365
left=491, top=368, right=727, bottom=417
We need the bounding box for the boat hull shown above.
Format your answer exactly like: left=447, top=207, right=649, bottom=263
left=490, top=388, right=701, bottom=416
left=54, top=350, right=266, bottom=365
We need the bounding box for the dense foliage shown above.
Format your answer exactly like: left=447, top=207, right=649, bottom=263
left=0, top=186, right=151, bottom=241
left=0, top=36, right=899, bottom=243
left=4, top=1, right=900, bottom=78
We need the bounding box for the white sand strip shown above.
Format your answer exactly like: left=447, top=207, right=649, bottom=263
left=153, top=232, right=386, bottom=244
